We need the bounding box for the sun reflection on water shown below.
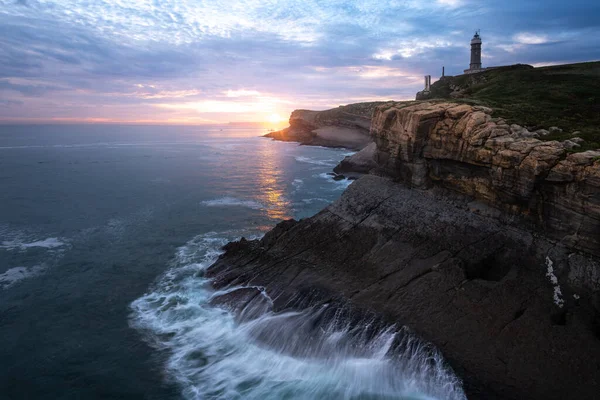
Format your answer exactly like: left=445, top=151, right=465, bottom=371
left=255, top=140, right=292, bottom=221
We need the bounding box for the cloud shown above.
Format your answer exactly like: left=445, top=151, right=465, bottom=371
left=436, top=0, right=466, bottom=8
left=514, top=33, right=551, bottom=45
left=0, top=0, right=599, bottom=123
left=225, top=90, right=262, bottom=98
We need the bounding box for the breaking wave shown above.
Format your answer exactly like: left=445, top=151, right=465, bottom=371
left=130, top=231, right=467, bottom=400
left=295, top=156, right=338, bottom=167
left=0, top=265, right=47, bottom=289
left=0, top=237, right=67, bottom=251
left=201, top=197, right=264, bottom=210
left=317, top=172, right=354, bottom=190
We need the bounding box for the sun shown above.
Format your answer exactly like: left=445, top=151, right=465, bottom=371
left=267, top=113, right=283, bottom=124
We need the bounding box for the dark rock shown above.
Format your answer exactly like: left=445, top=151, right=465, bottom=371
left=207, top=175, right=600, bottom=400
left=333, top=142, right=378, bottom=175
left=209, top=101, right=600, bottom=400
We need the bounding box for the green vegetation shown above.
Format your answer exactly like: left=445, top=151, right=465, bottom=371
left=428, top=61, right=600, bottom=151
left=329, top=102, right=389, bottom=118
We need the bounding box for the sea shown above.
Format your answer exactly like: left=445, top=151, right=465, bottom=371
left=0, top=124, right=466, bottom=400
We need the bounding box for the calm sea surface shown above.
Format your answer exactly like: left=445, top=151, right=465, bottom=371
left=0, top=125, right=465, bottom=400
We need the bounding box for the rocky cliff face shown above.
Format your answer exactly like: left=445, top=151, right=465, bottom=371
left=265, top=103, right=383, bottom=150
left=368, top=101, right=600, bottom=257
left=209, top=101, right=600, bottom=400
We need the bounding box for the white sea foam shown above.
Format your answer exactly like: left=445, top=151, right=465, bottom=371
left=291, top=178, right=304, bottom=192
left=294, top=156, right=337, bottom=167
left=0, top=265, right=46, bottom=289
left=103, top=207, right=155, bottom=238
left=201, top=197, right=264, bottom=210
left=130, top=231, right=467, bottom=400
left=0, top=237, right=67, bottom=251
left=302, top=198, right=330, bottom=204
left=545, top=256, right=565, bottom=308
left=317, top=172, right=354, bottom=190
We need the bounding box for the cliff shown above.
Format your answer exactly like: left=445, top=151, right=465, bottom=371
left=368, top=101, right=600, bottom=257
left=265, top=102, right=385, bottom=150
left=417, top=61, right=600, bottom=151
left=208, top=101, right=600, bottom=399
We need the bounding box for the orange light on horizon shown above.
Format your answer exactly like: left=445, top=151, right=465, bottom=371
left=267, top=113, right=284, bottom=124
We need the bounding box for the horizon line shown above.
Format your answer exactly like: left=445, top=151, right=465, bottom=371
left=0, top=120, right=287, bottom=127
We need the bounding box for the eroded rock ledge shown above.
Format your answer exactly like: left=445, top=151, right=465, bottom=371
left=349, top=101, right=599, bottom=257
left=265, top=103, right=382, bottom=150
left=209, top=101, right=600, bottom=400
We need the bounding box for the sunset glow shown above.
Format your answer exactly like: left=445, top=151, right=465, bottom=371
left=1, top=1, right=598, bottom=124
left=268, top=114, right=284, bottom=124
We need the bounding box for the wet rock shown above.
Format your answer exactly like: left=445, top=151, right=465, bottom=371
left=327, top=172, right=346, bottom=181
left=209, top=287, right=272, bottom=322
left=212, top=101, right=600, bottom=400
left=208, top=175, right=600, bottom=400
left=333, top=142, right=378, bottom=174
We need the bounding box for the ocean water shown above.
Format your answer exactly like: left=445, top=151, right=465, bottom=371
left=0, top=124, right=465, bottom=400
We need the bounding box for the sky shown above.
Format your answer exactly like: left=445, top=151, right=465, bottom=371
left=1, top=0, right=599, bottom=125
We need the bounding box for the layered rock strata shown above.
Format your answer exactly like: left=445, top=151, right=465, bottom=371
left=367, top=101, right=600, bottom=257
left=265, top=104, right=379, bottom=150
left=209, top=101, right=600, bottom=399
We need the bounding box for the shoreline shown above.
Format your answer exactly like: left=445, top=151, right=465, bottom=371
left=208, top=101, right=600, bottom=399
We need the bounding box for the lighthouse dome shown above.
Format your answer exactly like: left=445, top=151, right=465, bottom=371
left=471, top=32, right=482, bottom=44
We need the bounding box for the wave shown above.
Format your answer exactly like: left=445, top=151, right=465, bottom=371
left=317, top=173, right=354, bottom=190
left=291, top=179, right=304, bottom=193
left=302, top=198, right=330, bottom=204
left=0, top=265, right=46, bottom=290
left=0, top=237, right=67, bottom=251
left=201, top=197, right=264, bottom=210
left=294, top=156, right=337, bottom=167
left=130, top=231, right=466, bottom=400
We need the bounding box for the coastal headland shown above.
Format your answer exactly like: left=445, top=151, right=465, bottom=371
left=208, top=62, right=600, bottom=399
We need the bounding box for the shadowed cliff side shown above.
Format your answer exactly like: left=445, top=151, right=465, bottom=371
left=265, top=102, right=386, bottom=150
left=209, top=101, right=600, bottom=399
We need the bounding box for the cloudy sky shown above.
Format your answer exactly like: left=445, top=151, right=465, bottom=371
left=1, top=0, right=599, bottom=124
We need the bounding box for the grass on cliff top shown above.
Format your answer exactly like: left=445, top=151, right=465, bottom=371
left=429, top=61, right=600, bottom=151
left=317, top=102, right=389, bottom=119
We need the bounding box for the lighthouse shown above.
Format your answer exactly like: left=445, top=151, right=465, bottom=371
left=465, top=31, right=483, bottom=74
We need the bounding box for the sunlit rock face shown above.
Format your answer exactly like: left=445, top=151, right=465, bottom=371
left=369, top=101, right=600, bottom=257
left=265, top=103, right=380, bottom=150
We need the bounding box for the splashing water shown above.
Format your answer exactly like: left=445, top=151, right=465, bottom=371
left=130, top=232, right=466, bottom=400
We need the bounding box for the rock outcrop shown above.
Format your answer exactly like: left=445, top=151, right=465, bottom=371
left=333, top=142, right=378, bottom=175
left=265, top=102, right=384, bottom=150
left=209, top=101, right=600, bottom=400
left=368, top=101, right=600, bottom=257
